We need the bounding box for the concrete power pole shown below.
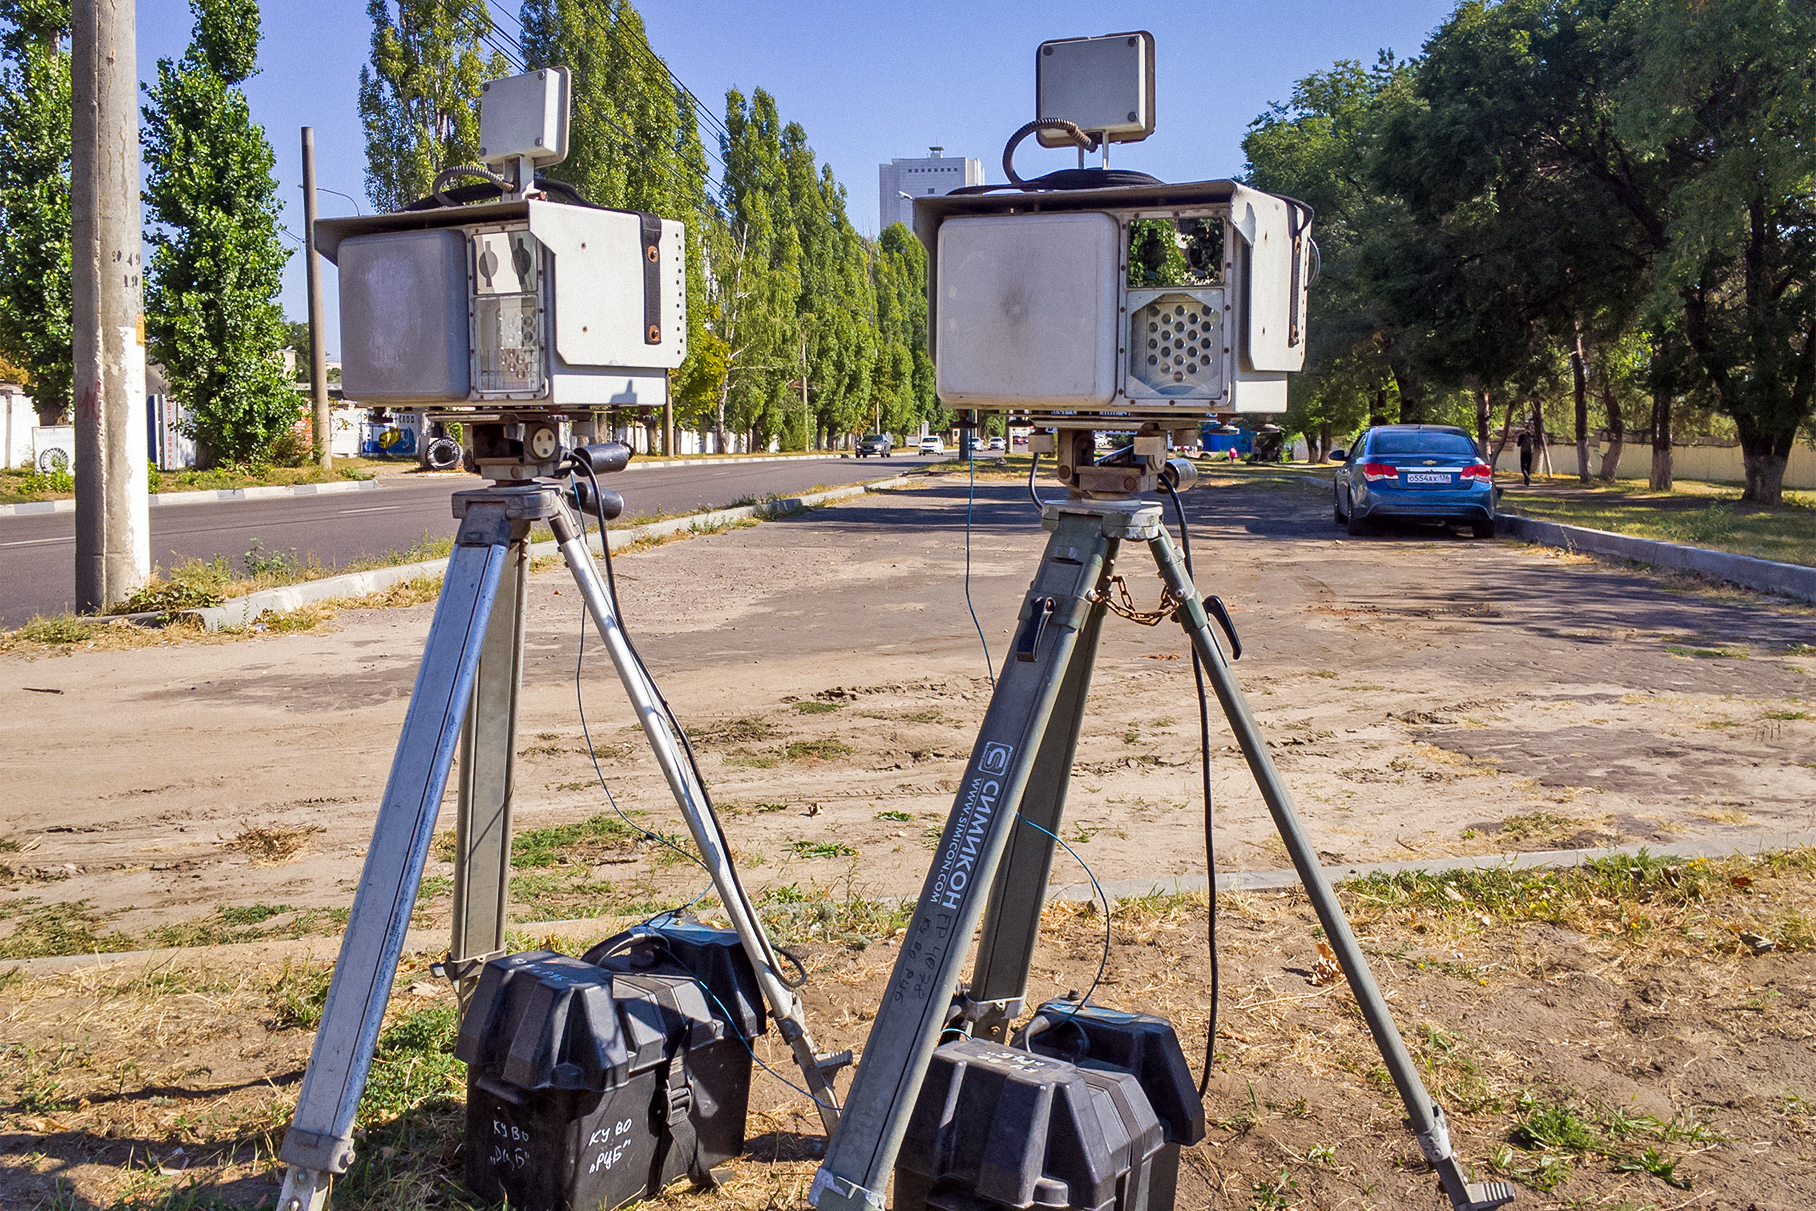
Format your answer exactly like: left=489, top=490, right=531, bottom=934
left=71, top=0, right=149, bottom=612
left=301, top=127, right=331, bottom=469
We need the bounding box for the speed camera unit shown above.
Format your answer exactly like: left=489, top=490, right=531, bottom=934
left=915, top=179, right=1312, bottom=422
left=316, top=201, right=685, bottom=416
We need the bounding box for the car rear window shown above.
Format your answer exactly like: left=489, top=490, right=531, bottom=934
left=1371, top=431, right=1478, bottom=457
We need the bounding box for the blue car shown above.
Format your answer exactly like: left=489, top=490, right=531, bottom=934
left=1332, top=424, right=1496, bottom=537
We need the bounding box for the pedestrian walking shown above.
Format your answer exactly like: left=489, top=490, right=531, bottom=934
left=1517, top=430, right=1534, bottom=486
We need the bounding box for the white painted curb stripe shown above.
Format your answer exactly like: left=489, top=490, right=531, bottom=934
left=0, top=452, right=926, bottom=517
left=185, top=477, right=913, bottom=630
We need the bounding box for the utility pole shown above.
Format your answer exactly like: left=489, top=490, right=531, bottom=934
left=301, top=127, right=331, bottom=469
left=72, top=0, right=148, bottom=612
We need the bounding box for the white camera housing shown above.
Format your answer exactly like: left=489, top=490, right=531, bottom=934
left=317, top=199, right=685, bottom=411
left=916, top=180, right=1311, bottom=422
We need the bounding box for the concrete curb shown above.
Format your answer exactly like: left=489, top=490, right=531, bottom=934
left=8, top=831, right=1811, bottom=979
left=185, top=476, right=914, bottom=630
left=0, top=477, right=382, bottom=517
left=0, top=453, right=881, bottom=517
left=1496, top=511, right=1816, bottom=602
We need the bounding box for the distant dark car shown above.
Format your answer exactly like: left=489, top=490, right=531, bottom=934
left=857, top=433, right=892, bottom=458
left=1332, top=424, right=1495, bottom=537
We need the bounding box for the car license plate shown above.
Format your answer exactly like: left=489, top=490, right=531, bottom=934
left=1404, top=472, right=1452, bottom=484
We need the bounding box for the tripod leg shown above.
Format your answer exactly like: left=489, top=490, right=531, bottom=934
left=812, top=510, right=1114, bottom=1211
left=447, top=535, right=529, bottom=1009
left=1146, top=532, right=1514, bottom=1211
left=548, top=506, right=847, bottom=1132
left=967, top=563, right=1112, bottom=1042
left=277, top=503, right=522, bottom=1211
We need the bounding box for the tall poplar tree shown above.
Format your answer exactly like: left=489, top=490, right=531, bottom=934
left=141, top=0, right=296, bottom=465
left=519, top=0, right=716, bottom=441
left=716, top=88, right=801, bottom=450
left=359, top=0, right=504, bottom=213
left=0, top=0, right=72, bottom=423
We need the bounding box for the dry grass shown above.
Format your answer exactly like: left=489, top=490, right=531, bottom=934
left=4, top=848, right=1811, bottom=1208
left=220, top=827, right=325, bottom=867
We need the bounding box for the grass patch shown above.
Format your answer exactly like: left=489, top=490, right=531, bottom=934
left=755, top=883, right=909, bottom=946
left=0, top=899, right=135, bottom=959
left=788, top=839, right=857, bottom=859
left=794, top=700, right=841, bottom=714
left=781, top=738, right=853, bottom=762
left=686, top=716, right=780, bottom=745
left=1340, top=848, right=1816, bottom=959
left=875, top=810, right=912, bottom=822
left=1504, top=479, right=1816, bottom=567
left=503, top=813, right=640, bottom=869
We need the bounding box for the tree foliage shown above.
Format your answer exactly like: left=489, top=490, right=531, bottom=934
left=141, top=0, right=296, bottom=465
left=359, top=0, right=505, bottom=213
left=350, top=0, right=938, bottom=451
left=0, top=0, right=72, bottom=423
left=1249, top=0, right=1815, bottom=502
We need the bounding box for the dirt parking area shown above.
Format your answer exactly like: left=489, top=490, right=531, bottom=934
left=2, top=469, right=1813, bottom=1208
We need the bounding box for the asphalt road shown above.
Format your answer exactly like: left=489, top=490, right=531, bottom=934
left=0, top=454, right=943, bottom=626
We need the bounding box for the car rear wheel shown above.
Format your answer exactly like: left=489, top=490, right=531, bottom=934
left=1334, top=487, right=1349, bottom=524
left=1346, top=509, right=1370, bottom=537
left=1471, top=518, right=1495, bottom=539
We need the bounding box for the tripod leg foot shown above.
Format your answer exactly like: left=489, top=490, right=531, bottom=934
left=276, top=1165, right=331, bottom=1211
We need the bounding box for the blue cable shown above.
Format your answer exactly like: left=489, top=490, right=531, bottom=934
left=1015, top=815, right=1111, bottom=1026
left=964, top=442, right=995, bottom=688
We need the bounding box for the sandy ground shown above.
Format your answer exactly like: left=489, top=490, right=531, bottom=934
left=3, top=470, right=1815, bottom=1209
left=2, top=472, right=1811, bottom=943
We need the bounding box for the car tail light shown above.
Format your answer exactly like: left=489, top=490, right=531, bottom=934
left=1459, top=462, right=1492, bottom=480
left=1361, top=462, right=1398, bottom=482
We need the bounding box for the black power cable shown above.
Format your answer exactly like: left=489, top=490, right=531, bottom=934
left=574, top=455, right=806, bottom=991
left=1160, top=477, right=1220, bottom=1100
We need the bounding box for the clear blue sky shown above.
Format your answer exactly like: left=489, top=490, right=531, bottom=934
left=132, top=0, right=1461, bottom=355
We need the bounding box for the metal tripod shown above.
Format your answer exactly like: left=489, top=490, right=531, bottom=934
left=276, top=480, right=845, bottom=1211
left=811, top=494, right=1512, bottom=1211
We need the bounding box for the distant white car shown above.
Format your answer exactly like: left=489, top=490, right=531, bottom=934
left=918, top=437, right=944, bottom=455
left=988, top=436, right=1006, bottom=451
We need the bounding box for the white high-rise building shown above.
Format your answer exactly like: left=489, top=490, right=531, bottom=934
left=878, top=147, right=983, bottom=233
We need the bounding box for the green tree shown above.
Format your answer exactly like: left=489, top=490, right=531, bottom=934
left=359, top=0, right=504, bottom=213
left=1618, top=0, right=1816, bottom=502
left=520, top=0, right=715, bottom=445
left=141, top=0, right=297, bottom=465
left=1369, top=0, right=1814, bottom=502
left=874, top=222, right=935, bottom=438
left=0, top=0, right=71, bottom=423
left=1243, top=57, right=1438, bottom=441
left=715, top=88, right=801, bottom=451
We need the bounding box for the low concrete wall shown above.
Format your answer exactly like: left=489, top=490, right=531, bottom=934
left=1494, top=511, right=1816, bottom=601
left=1494, top=440, right=1816, bottom=489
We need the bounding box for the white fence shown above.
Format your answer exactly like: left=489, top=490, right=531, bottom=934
left=1492, top=440, right=1816, bottom=490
